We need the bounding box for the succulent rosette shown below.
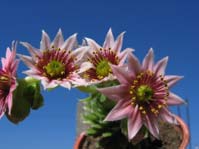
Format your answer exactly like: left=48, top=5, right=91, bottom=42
left=19, top=29, right=90, bottom=89
left=0, top=41, right=19, bottom=118
left=83, top=28, right=133, bottom=84
left=98, top=49, right=185, bottom=140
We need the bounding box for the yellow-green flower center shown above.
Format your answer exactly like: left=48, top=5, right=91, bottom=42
left=136, top=85, right=153, bottom=101
left=44, top=60, right=65, bottom=78
left=0, top=75, right=10, bottom=92
left=96, top=60, right=111, bottom=79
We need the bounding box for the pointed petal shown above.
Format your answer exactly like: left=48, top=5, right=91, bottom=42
left=2, top=48, right=15, bottom=71
left=72, top=46, right=89, bottom=63
left=111, top=65, right=131, bottom=85
left=128, top=105, right=143, bottom=140
left=98, top=85, right=130, bottom=101
left=61, top=33, right=77, bottom=51
left=127, top=53, right=141, bottom=77
left=0, top=111, right=5, bottom=119
left=70, top=76, right=86, bottom=87
left=154, top=56, right=168, bottom=76
left=164, top=75, right=183, bottom=88
left=142, top=48, right=154, bottom=71
left=41, top=79, right=58, bottom=90
left=23, top=70, right=43, bottom=79
left=6, top=47, right=12, bottom=59
left=118, top=48, right=134, bottom=65
left=160, top=107, right=177, bottom=124
left=20, top=42, right=41, bottom=60
left=40, top=30, right=51, bottom=50
left=85, top=38, right=101, bottom=50
left=60, top=81, right=71, bottom=89
left=144, top=115, right=159, bottom=139
left=104, top=99, right=132, bottom=121
left=103, top=28, right=114, bottom=49
left=51, top=29, right=64, bottom=48
left=10, top=59, right=19, bottom=76
left=18, top=54, right=36, bottom=70
left=78, top=62, right=93, bottom=73
left=1, top=58, right=6, bottom=68
left=7, top=92, right=13, bottom=115
left=113, top=31, right=125, bottom=53
left=167, top=92, right=185, bottom=105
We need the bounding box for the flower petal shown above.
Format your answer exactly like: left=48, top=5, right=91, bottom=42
left=7, top=91, right=13, bottom=115
left=144, top=114, right=159, bottom=139
left=164, top=75, right=183, bottom=88
left=167, top=92, right=185, bottom=105
left=23, top=70, right=43, bottom=79
left=40, top=30, right=51, bottom=50
left=118, top=48, right=134, bottom=65
left=0, top=110, right=5, bottom=118
left=127, top=53, right=141, bottom=77
left=20, top=42, right=41, bottom=60
left=72, top=46, right=89, bottom=63
left=10, top=59, right=19, bottom=76
left=98, top=85, right=130, bottom=101
left=104, top=99, right=132, bottom=121
left=61, top=33, right=77, bottom=51
left=51, top=29, right=64, bottom=48
left=142, top=48, right=154, bottom=71
left=113, top=31, right=125, bottom=53
left=103, top=28, right=114, bottom=49
left=18, top=54, right=36, bottom=70
left=60, top=81, right=71, bottom=89
left=78, top=62, right=93, bottom=74
left=85, top=37, right=101, bottom=50
left=111, top=64, right=131, bottom=85
left=41, top=79, right=58, bottom=90
left=128, top=105, right=143, bottom=140
left=2, top=43, right=17, bottom=74
left=154, top=56, right=168, bottom=76
left=160, top=107, right=177, bottom=124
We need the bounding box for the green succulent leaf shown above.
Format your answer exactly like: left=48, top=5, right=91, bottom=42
left=102, top=132, right=112, bottom=138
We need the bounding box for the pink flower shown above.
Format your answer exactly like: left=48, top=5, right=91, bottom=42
left=19, top=29, right=89, bottom=89
left=0, top=41, right=19, bottom=118
left=98, top=49, right=185, bottom=140
left=83, top=28, right=133, bottom=84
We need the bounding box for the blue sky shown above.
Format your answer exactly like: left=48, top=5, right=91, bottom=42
left=0, top=0, right=198, bottom=148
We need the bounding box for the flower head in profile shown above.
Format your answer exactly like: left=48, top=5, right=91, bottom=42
left=0, top=41, right=19, bottom=118
left=98, top=49, right=185, bottom=140
left=19, top=29, right=89, bottom=89
left=83, top=28, right=133, bottom=84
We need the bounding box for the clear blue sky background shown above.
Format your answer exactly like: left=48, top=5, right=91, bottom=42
left=0, top=0, right=198, bottom=148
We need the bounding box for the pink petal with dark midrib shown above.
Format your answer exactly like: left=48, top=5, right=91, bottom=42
left=118, top=48, right=134, bottom=65
left=61, top=33, right=77, bottom=51
left=167, top=92, right=185, bottom=105
left=113, top=31, right=125, bottom=53
left=85, top=37, right=101, bottom=50
left=98, top=85, right=130, bottom=101
left=160, top=107, right=177, bottom=124
left=111, top=65, right=131, bottom=85
left=128, top=105, right=143, bottom=140
left=154, top=56, right=168, bottom=76
left=18, top=54, right=37, bottom=70
left=164, top=75, right=183, bottom=88
left=103, top=28, right=114, bottom=49
left=127, top=53, right=141, bottom=77
left=104, top=99, right=132, bottom=121
left=20, top=42, right=41, bottom=60
left=40, top=30, right=51, bottom=50
left=144, top=114, right=159, bottom=139
left=142, top=48, right=154, bottom=71
left=51, top=29, right=64, bottom=48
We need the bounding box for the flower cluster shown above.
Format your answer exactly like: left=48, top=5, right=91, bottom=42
left=0, top=29, right=185, bottom=142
